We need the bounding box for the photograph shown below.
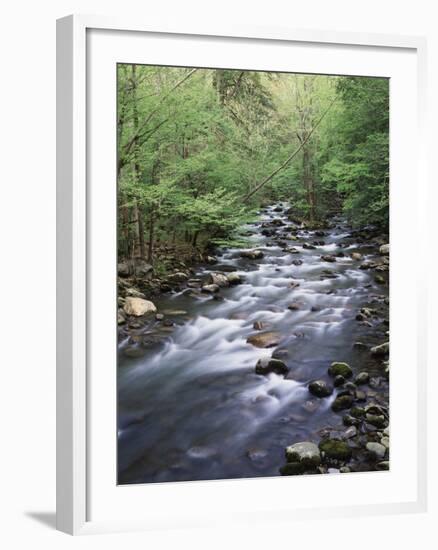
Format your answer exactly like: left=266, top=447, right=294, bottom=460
left=116, top=64, right=390, bottom=485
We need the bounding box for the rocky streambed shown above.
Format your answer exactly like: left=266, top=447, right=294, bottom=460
left=117, top=204, right=390, bottom=484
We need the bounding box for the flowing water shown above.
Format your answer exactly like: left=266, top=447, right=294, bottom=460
left=118, top=204, right=389, bottom=484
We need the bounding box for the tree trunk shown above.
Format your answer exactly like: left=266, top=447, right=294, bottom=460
left=147, top=209, right=155, bottom=263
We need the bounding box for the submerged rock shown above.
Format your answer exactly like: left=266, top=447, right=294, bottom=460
left=247, top=331, right=281, bottom=348
left=255, top=357, right=289, bottom=375
left=328, top=362, right=353, bottom=378
left=308, top=380, right=333, bottom=398
left=123, top=297, right=157, bottom=317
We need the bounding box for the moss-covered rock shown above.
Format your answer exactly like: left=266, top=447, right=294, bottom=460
left=285, top=441, right=321, bottom=467
left=308, top=380, right=333, bottom=398
left=332, top=394, right=354, bottom=412
left=328, top=362, right=353, bottom=378
left=319, top=439, right=352, bottom=461
left=279, top=462, right=305, bottom=475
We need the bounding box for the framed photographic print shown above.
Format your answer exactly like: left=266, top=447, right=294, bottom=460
left=57, top=15, right=428, bottom=535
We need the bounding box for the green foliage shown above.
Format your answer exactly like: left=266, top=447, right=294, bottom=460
left=117, top=65, right=389, bottom=266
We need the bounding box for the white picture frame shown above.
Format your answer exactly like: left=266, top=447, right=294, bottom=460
left=56, top=14, right=428, bottom=535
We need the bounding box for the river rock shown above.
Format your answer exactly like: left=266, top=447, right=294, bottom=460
left=253, top=320, right=268, bottom=331
left=209, top=273, right=229, bottom=287
left=227, top=272, right=242, bottom=285
left=365, top=414, right=386, bottom=428
left=292, top=259, right=303, bottom=266
left=303, top=243, right=316, bottom=250
left=370, top=342, right=389, bottom=356
left=287, top=302, right=301, bottom=311
left=255, top=357, right=289, bottom=375
left=123, top=297, right=157, bottom=317
left=167, top=271, right=189, bottom=283
left=279, top=462, right=306, bottom=475
left=343, top=426, right=357, bottom=439
left=328, top=362, right=353, bottom=378
left=333, top=375, right=345, bottom=387
left=379, top=244, right=390, bottom=255
left=375, top=274, right=385, bottom=284
left=366, top=442, right=386, bottom=460
left=321, top=255, right=336, bottom=262
left=240, top=249, right=264, bottom=260
left=118, top=309, right=126, bottom=324
left=376, top=461, right=390, bottom=470
left=332, top=394, right=354, bottom=412
left=118, top=259, right=153, bottom=278
left=285, top=442, right=321, bottom=467
left=355, top=372, right=370, bottom=385
left=351, top=252, right=362, bottom=260
left=247, top=331, right=281, bottom=348
left=343, top=414, right=361, bottom=427
left=319, top=439, right=352, bottom=461
left=124, top=287, right=146, bottom=299
left=201, top=283, right=220, bottom=294
left=308, top=380, right=333, bottom=398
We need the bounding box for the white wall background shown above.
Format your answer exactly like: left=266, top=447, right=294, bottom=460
left=0, top=0, right=435, bottom=547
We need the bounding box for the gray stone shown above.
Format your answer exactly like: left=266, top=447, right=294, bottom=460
left=379, top=244, right=390, bottom=255
left=255, top=357, right=289, bottom=375
left=123, top=297, right=157, bottom=317
left=366, top=442, right=386, bottom=460
left=227, top=272, right=242, bottom=285
left=285, top=442, right=321, bottom=468
left=209, top=273, right=229, bottom=287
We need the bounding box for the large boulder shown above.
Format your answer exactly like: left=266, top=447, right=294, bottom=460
left=308, top=380, right=333, bottom=398
left=285, top=442, right=321, bottom=468
left=255, top=357, right=289, bottom=375
left=123, top=297, right=157, bottom=317
left=246, top=331, right=281, bottom=348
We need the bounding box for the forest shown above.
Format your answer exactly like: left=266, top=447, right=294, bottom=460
left=117, top=66, right=389, bottom=270
left=117, top=65, right=390, bottom=483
